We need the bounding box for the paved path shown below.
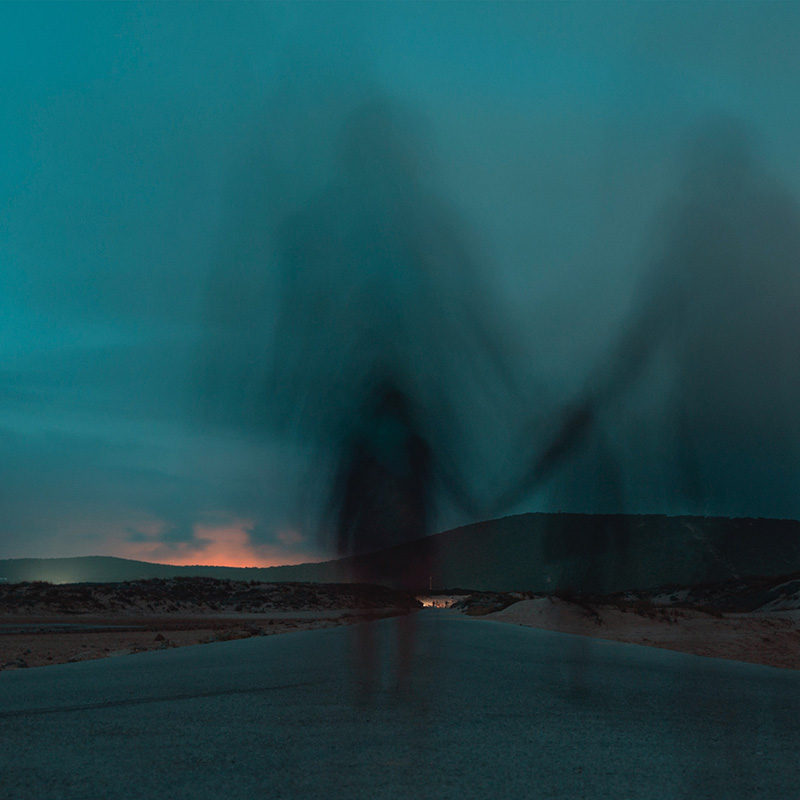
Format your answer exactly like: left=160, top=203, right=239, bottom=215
left=1, top=610, right=798, bottom=799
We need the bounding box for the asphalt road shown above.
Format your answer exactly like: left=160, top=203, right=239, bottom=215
left=1, top=610, right=798, bottom=799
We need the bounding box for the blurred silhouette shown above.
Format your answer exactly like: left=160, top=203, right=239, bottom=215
left=272, top=99, right=519, bottom=557
left=501, top=116, right=800, bottom=521
left=271, top=98, right=520, bottom=695
left=328, top=378, right=445, bottom=698
left=654, top=118, right=800, bottom=516
left=332, top=380, right=433, bottom=576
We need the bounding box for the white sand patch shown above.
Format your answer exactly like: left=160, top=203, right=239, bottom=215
left=479, top=597, right=800, bottom=670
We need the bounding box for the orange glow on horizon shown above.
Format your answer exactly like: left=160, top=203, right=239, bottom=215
left=117, top=520, right=318, bottom=568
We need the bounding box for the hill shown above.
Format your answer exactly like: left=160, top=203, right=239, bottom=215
left=2, top=513, right=800, bottom=592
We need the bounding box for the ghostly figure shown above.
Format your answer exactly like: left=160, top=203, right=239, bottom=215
left=334, top=381, right=433, bottom=570
left=271, top=98, right=518, bottom=693
left=272, top=99, right=516, bottom=567
left=503, top=117, right=800, bottom=521
left=606, top=118, right=800, bottom=516
left=656, top=120, right=800, bottom=515
left=329, top=379, right=434, bottom=695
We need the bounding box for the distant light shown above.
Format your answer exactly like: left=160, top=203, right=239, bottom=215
left=416, top=595, right=462, bottom=608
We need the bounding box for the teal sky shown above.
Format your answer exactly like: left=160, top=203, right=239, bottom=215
left=3, top=2, right=800, bottom=564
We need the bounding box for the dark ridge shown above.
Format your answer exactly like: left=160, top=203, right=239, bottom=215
left=2, top=513, right=800, bottom=593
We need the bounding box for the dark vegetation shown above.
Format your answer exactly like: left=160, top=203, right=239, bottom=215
left=604, top=570, right=800, bottom=614
left=452, top=570, right=800, bottom=622
left=0, top=577, right=422, bottom=615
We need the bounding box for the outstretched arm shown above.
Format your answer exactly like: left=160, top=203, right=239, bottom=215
left=490, top=280, right=679, bottom=515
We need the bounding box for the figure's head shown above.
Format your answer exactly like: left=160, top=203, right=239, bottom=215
left=337, top=98, right=430, bottom=186
left=371, top=377, right=413, bottom=425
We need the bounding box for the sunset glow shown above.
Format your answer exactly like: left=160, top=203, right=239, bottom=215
left=117, top=520, right=317, bottom=568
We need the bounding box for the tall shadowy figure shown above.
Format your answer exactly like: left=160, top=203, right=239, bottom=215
left=500, top=116, right=800, bottom=523
left=493, top=119, right=800, bottom=774
left=334, top=380, right=433, bottom=578
left=330, top=378, right=435, bottom=694
left=654, top=120, right=800, bottom=516
left=271, top=98, right=518, bottom=695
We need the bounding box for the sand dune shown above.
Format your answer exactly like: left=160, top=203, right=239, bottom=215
left=464, top=575, right=800, bottom=670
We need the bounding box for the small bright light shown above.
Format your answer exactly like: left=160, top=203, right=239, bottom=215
left=416, top=595, right=464, bottom=608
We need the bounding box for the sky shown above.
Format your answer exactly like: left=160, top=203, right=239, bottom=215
left=3, top=1, right=800, bottom=565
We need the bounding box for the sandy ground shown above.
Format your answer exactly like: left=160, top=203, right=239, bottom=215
left=5, top=602, right=799, bottom=671
left=481, top=597, right=800, bottom=670
left=4, top=576, right=799, bottom=672
left=0, top=608, right=405, bottom=669
left=0, top=577, right=422, bottom=670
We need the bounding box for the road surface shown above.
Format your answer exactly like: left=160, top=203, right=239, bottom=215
left=1, top=610, right=798, bottom=799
